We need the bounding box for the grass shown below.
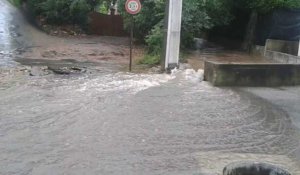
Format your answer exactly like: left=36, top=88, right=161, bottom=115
left=7, top=0, right=22, bottom=7
left=138, top=54, right=160, bottom=66
left=179, top=51, right=189, bottom=63
left=138, top=51, right=189, bottom=67
left=137, top=48, right=197, bottom=68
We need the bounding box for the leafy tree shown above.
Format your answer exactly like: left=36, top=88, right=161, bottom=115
left=27, top=0, right=100, bottom=26
left=118, top=0, right=165, bottom=41
left=249, top=0, right=300, bottom=13
left=40, top=0, right=72, bottom=24
left=70, top=0, right=91, bottom=25
left=118, top=0, right=233, bottom=57
left=181, top=0, right=232, bottom=48
left=92, top=0, right=117, bottom=13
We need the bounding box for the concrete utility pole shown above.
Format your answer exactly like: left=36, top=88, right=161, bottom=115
left=161, top=0, right=183, bottom=72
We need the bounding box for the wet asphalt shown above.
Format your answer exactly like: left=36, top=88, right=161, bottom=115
left=0, top=0, right=300, bottom=174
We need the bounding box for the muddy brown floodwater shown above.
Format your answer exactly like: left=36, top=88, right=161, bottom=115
left=1, top=70, right=300, bottom=175
left=1, top=0, right=300, bottom=175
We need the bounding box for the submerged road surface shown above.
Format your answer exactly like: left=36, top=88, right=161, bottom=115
left=0, top=0, right=300, bottom=174
left=0, top=0, right=20, bottom=66
left=1, top=71, right=300, bottom=175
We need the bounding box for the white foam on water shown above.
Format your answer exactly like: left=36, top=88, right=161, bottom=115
left=170, top=67, right=179, bottom=76
left=77, top=73, right=175, bottom=94
left=76, top=66, right=205, bottom=95
left=184, top=69, right=204, bottom=83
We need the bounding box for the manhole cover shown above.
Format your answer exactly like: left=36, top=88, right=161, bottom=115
left=223, top=162, right=291, bottom=175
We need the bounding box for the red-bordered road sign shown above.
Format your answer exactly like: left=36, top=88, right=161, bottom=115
left=125, top=0, right=142, bottom=15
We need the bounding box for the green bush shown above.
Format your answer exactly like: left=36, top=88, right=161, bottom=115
left=118, top=0, right=165, bottom=42
left=27, top=0, right=44, bottom=15
left=27, top=0, right=94, bottom=26
left=118, top=0, right=233, bottom=60
left=97, top=1, right=109, bottom=14
left=139, top=54, right=160, bottom=66
left=70, top=0, right=91, bottom=25
left=41, top=0, right=70, bottom=24
left=7, top=0, right=22, bottom=7
left=145, top=23, right=163, bottom=56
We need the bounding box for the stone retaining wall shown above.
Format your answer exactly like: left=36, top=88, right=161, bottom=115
left=265, top=39, right=299, bottom=56
left=204, top=61, right=300, bottom=86
left=265, top=50, right=300, bottom=64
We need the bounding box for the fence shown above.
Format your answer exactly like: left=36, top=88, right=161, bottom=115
left=88, top=12, right=127, bottom=37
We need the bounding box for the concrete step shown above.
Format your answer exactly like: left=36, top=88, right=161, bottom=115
left=204, top=61, right=300, bottom=86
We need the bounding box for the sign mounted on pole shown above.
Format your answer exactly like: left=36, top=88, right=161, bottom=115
left=125, top=0, right=142, bottom=71
left=125, top=0, right=142, bottom=15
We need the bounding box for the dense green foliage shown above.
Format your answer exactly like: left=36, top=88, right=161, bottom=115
left=119, top=0, right=300, bottom=65
left=26, top=0, right=116, bottom=25
left=139, top=54, right=160, bottom=66
left=181, top=0, right=232, bottom=48
left=27, top=0, right=92, bottom=25
left=19, top=0, right=300, bottom=65
left=21, top=0, right=300, bottom=36
left=118, top=0, right=165, bottom=42
left=8, top=0, right=22, bottom=7
left=248, top=0, right=300, bottom=12
left=119, top=0, right=232, bottom=60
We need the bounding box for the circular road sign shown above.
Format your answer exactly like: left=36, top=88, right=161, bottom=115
left=125, top=0, right=142, bottom=15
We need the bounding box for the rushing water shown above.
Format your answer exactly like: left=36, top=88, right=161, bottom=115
left=0, top=0, right=22, bottom=67
left=1, top=0, right=300, bottom=174
left=0, top=69, right=300, bottom=175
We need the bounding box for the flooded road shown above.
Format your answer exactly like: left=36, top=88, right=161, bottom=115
left=1, top=0, right=300, bottom=174
left=0, top=0, right=20, bottom=66
left=1, top=69, right=300, bottom=175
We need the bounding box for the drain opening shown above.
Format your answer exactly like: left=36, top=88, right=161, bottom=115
left=223, top=162, right=291, bottom=175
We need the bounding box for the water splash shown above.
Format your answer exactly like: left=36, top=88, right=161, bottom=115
left=184, top=69, right=204, bottom=83
left=77, top=72, right=175, bottom=94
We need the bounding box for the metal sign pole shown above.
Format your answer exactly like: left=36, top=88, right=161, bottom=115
left=129, top=16, right=134, bottom=72
left=125, top=0, right=141, bottom=72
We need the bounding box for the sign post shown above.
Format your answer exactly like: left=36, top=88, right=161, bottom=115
left=125, top=0, right=142, bottom=72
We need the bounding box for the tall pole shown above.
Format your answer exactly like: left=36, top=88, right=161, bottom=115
left=129, top=16, right=134, bottom=72
left=125, top=0, right=141, bottom=72
left=161, top=0, right=183, bottom=72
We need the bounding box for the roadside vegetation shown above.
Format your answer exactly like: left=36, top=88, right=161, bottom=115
left=11, top=0, right=300, bottom=66
left=118, top=0, right=300, bottom=66
left=7, top=0, right=22, bottom=7
left=118, top=0, right=232, bottom=65
left=20, top=0, right=116, bottom=27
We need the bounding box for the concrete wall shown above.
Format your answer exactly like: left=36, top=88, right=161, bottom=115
left=265, top=39, right=299, bottom=56
left=204, top=61, right=300, bottom=86
left=252, top=45, right=265, bottom=56
left=253, top=39, right=300, bottom=64
left=265, top=50, right=300, bottom=64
